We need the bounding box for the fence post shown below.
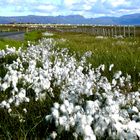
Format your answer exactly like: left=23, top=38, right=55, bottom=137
left=123, top=26, right=126, bottom=37
left=103, top=28, right=105, bottom=36
left=134, top=26, right=136, bottom=37
left=105, top=29, right=107, bottom=36
left=128, top=26, right=130, bottom=37
left=111, top=28, right=114, bottom=37
left=92, top=27, right=94, bottom=35
left=26, top=27, right=29, bottom=33
left=119, top=26, right=121, bottom=36
left=115, top=26, right=117, bottom=36
left=108, top=29, right=111, bottom=37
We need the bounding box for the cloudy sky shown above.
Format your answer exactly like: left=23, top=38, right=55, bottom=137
left=0, top=0, right=140, bottom=17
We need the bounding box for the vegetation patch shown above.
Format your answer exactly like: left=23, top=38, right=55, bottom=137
left=0, top=31, right=140, bottom=139
left=50, top=32, right=140, bottom=85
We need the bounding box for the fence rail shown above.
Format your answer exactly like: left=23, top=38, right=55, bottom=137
left=53, top=26, right=139, bottom=37
left=0, top=24, right=140, bottom=37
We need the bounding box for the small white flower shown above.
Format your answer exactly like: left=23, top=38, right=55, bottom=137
left=114, top=71, right=122, bottom=79
left=8, top=108, right=12, bottom=113
left=109, top=64, right=114, bottom=71
left=67, top=103, right=74, bottom=114
left=69, top=116, right=75, bottom=126
left=112, top=79, right=117, bottom=87
left=45, top=115, right=52, bottom=121
left=132, top=106, right=139, bottom=113
left=8, top=98, right=14, bottom=104
left=15, top=100, right=20, bottom=107
left=25, top=97, right=30, bottom=103
left=50, top=131, right=57, bottom=139
left=5, top=103, right=10, bottom=109
left=59, top=116, right=67, bottom=126
left=60, top=104, right=67, bottom=113
left=1, top=100, right=7, bottom=107
left=100, top=64, right=105, bottom=71
left=54, top=102, right=60, bottom=109
left=1, top=82, right=9, bottom=91
left=52, top=108, right=59, bottom=119
left=18, top=89, right=26, bottom=98
left=23, top=108, right=27, bottom=113
left=73, top=132, right=78, bottom=139
left=64, top=100, right=69, bottom=107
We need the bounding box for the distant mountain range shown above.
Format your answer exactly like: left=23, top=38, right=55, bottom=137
left=0, top=13, right=140, bottom=25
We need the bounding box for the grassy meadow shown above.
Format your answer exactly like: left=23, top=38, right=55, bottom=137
left=0, top=29, right=140, bottom=139
left=49, top=31, right=140, bottom=88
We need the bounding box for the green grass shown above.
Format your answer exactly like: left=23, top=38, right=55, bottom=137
left=50, top=32, right=140, bottom=86
left=0, top=30, right=43, bottom=50
left=24, top=31, right=42, bottom=42
left=0, top=30, right=140, bottom=84
left=0, top=30, right=140, bottom=139
left=0, top=38, right=24, bottom=50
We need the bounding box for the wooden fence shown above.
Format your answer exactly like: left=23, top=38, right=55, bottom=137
left=53, top=25, right=139, bottom=37
left=0, top=24, right=139, bottom=37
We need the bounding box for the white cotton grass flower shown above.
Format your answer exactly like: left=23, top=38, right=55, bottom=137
left=45, top=115, right=52, bottom=121
left=1, top=37, right=140, bottom=139
left=112, top=79, right=117, bottom=87
left=59, top=116, right=68, bottom=126
left=86, top=100, right=100, bottom=115
left=64, top=100, right=69, bottom=107
left=1, top=82, right=9, bottom=91
left=54, top=102, right=60, bottom=109
left=18, top=88, right=26, bottom=98
left=60, top=104, right=67, bottom=113
left=50, top=131, right=57, bottom=139
left=99, top=64, right=105, bottom=71
left=8, top=108, right=12, bottom=113
left=67, top=103, right=74, bottom=114
left=0, top=50, right=5, bottom=58
left=73, top=132, right=78, bottom=139
left=38, top=92, right=47, bottom=101
left=23, top=108, right=27, bottom=113
left=69, top=116, right=75, bottom=126
left=6, top=47, right=16, bottom=54
left=109, top=64, right=114, bottom=71
left=0, top=100, right=10, bottom=109
left=131, top=106, right=139, bottom=113
left=84, top=51, right=92, bottom=58
left=84, top=125, right=96, bottom=140
left=114, top=71, right=122, bottom=79
left=52, top=108, right=59, bottom=119
left=43, top=32, right=53, bottom=37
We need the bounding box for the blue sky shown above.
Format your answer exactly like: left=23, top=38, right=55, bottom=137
left=0, top=0, right=140, bottom=17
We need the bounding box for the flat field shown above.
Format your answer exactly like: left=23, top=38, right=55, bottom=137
left=49, top=31, right=140, bottom=86
left=0, top=29, right=140, bottom=139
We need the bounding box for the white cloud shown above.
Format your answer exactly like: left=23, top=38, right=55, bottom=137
left=111, top=0, right=126, bottom=7
left=37, top=4, right=56, bottom=11
left=106, top=0, right=130, bottom=8
left=0, top=0, right=140, bottom=17
left=64, top=0, right=77, bottom=6
left=83, top=5, right=92, bottom=11
left=86, top=0, right=97, bottom=3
